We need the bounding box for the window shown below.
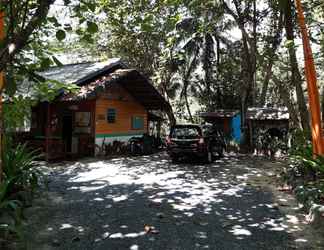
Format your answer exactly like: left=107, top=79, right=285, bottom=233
left=131, top=116, right=144, bottom=130
left=171, top=126, right=201, bottom=139
left=107, top=108, right=116, bottom=123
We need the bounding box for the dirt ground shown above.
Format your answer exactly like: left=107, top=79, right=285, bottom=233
left=14, top=152, right=324, bottom=249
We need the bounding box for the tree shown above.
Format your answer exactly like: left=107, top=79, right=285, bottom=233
left=0, top=0, right=57, bottom=182
left=282, top=0, right=310, bottom=133
left=259, top=1, right=284, bottom=106
left=0, top=0, right=56, bottom=72
left=222, top=0, right=259, bottom=144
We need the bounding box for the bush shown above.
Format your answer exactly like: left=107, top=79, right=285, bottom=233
left=283, top=130, right=324, bottom=208
left=3, top=142, right=42, bottom=196
left=0, top=140, right=42, bottom=243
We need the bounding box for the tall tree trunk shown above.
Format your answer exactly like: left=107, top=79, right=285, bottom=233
left=166, top=105, right=176, bottom=126
left=273, top=75, right=300, bottom=128
left=284, top=0, right=310, bottom=132
left=260, top=62, right=273, bottom=106
left=159, top=68, right=176, bottom=126
left=183, top=80, right=194, bottom=122
left=260, top=12, right=284, bottom=106
left=223, top=0, right=256, bottom=145
left=0, top=11, right=4, bottom=183
left=203, top=34, right=214, bottom=110
left=252, top=0, right=257, bottom=105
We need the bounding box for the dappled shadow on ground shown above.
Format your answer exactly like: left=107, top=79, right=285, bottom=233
left=22, top=153, right=312, bottom=249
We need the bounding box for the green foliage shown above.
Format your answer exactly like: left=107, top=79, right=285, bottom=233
left=3, top=79, right=79, bottom=132
left=0, top=179, right=23, bottom=240
left=284, top=129, right=324, bottom=208
left=3, top=141, right=43, bottom=194
left=3, top=97, right=33, bottom=131
left=33, top=79, right=80, bottom=102
left=291, top=146, right=324, bottom=174
left=288, top=129, right=324, bottom=184
left=56, top=30, right=66, bottom=41
left=0, top=140, right=42, bottom=241
left=87, top=21, right=99, bottom=34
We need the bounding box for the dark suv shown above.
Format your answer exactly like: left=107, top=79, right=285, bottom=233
left=166, top=124, right=226, bottom=163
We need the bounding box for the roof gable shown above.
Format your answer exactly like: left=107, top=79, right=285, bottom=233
left=36, top=60, right=169, bottom=112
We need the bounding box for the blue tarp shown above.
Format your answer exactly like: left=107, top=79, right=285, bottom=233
left=231, top=114, right=241, bottom=143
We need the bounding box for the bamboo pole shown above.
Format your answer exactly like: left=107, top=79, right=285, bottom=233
left=0, top=11, right=4, bottom=183
left=295, top=0, right=324, bottom=156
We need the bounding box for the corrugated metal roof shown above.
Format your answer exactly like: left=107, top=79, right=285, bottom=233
left=246, top=107, right=289, bottom=120
left=200, top=110, right=240, bottom=118
left=199, top=107, right=289, bottom=120
left=39, top=58, right=122, bottom=84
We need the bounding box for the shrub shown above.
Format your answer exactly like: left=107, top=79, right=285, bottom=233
left=284, top=129, right=324, bottom=208
left=3, top=142, right=42, bottom=196
left=0, top=140, right=42, bottom=243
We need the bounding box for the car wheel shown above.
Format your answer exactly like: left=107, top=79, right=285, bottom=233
left=210, top=145, right=220, bottom=160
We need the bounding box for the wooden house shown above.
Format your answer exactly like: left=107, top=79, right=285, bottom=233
left=27, top=59, right=171, bottom=160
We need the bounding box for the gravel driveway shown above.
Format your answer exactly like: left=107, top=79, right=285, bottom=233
left=20, top=152, right=323, bottom=250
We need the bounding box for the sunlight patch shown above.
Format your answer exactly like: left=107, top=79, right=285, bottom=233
left=113, top=195, right=128, bottom=202
left=93, top=197, right=104, bottom=201
left=295, top=238, right=308, bottom=243
left=286, top=215, right=299, bottom=224
left=130, top=245, right=139, bottom=250
left=109, top=231, right=146, bottom=239
left=230, top=225, right=252, bottom=236
left=172, top=204, right=195, bottom=211
left=79, top=184, right=107, bottom=192
left=60, top=223, right=73, bottom=230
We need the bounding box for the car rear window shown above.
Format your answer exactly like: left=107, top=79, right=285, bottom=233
left=171, top=126, right=201, bottom=139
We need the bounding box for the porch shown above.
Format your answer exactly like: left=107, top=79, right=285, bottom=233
left=28, top=100, right=96, bottom=161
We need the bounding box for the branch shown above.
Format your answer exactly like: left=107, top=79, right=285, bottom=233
left=0, top=0, right=55, bottom=73
left=21, top=0, right=30, bottom=31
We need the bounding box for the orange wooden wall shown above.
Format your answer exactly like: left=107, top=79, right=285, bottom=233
left=95, top=84, right=148, bottom=136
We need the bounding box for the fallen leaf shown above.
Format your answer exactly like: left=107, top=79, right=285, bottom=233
left=144, top=225, right=159, bottom=234
left=144, top=225, right=152, bottom=233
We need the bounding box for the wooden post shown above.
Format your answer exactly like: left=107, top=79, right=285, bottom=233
left=0, top=11, right=5, bottom=183
left=249, top=120, right=253, bottom=149
left=45, top=102, right=50, bottom=161
left=295, top=0, right=324, bottom=156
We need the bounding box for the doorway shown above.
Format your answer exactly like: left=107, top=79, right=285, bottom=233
left=62, top=115, right=73, bottom=153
